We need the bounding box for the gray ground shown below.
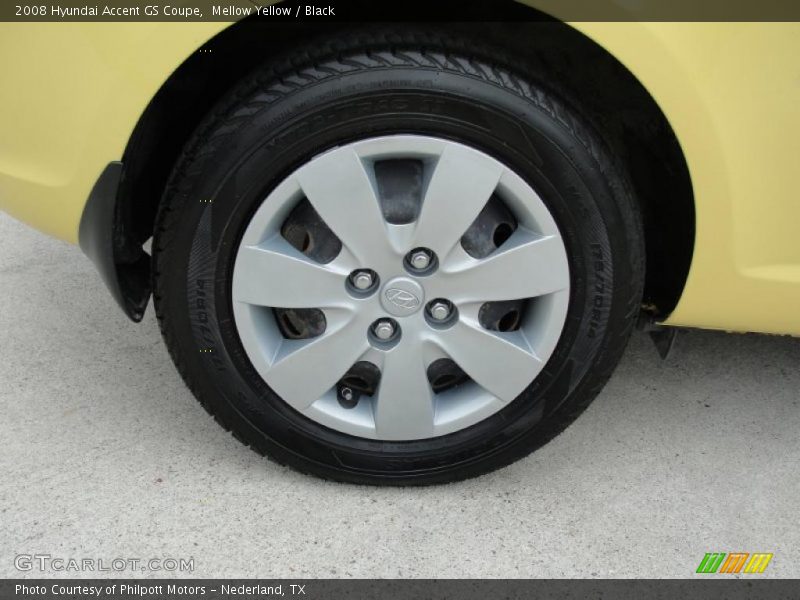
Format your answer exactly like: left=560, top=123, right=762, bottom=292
left=1, top=212, right=798, bottom=579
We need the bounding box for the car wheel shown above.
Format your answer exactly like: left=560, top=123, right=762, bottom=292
left=152, top=31, right=644, bottom=484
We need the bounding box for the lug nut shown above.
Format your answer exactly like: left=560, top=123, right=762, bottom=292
left=351, top=270, right=374, bottom=290
left=373, top=319, right=397, bottom=341
left=428, top=300, right=452, bottom=322
left=349, top=269, right=378, bottom=293
left=409, top=249, right=433, bottom=271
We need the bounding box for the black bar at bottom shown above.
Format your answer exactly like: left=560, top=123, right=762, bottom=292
left=2, top=579, right=799, bottom=600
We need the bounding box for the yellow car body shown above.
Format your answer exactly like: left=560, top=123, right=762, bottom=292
left=1, top=15, right=799, bottom=334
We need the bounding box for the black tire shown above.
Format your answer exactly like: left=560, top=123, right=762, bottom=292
left=152, top=30, right=645, bottom=485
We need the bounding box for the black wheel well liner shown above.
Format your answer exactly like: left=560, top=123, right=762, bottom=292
left=119, top=7, right=694, bottom=320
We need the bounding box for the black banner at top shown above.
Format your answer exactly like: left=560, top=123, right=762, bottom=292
left=3, top=0, right=800, bottom=22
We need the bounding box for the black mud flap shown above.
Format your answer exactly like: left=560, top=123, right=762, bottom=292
left=78, top=162, right=151, bottom=322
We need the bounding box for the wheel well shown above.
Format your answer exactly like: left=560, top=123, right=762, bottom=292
left=120, top=6, right=693, bottom=319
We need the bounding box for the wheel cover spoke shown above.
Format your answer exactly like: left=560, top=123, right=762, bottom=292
left=373, top=338, right=436, bottom=440
left=434, top=320, right=542, bottom=403
left=266, top=314, right=371, bottom=410
left=295, top=147, right=393, bottom=264
left=412, top=142, right=504, bottom=258
left=432, top=228, right=569, bottom=303
left=233, top=236, right=350, bottom=309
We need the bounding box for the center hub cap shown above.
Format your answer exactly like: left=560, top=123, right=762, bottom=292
left=380, top=277, right=425, bottom=317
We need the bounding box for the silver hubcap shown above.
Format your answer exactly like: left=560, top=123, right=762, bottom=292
left=232, top=135, right=570, bottom=441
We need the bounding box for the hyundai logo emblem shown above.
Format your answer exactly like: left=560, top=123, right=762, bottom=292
left=385, top=288, right=421, bottom=310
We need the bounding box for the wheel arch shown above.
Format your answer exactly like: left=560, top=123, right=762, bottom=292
left=117, top=9, right=694, bottom=321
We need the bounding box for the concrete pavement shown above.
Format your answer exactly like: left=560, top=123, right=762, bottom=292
left=1, top=212, right=798, bottom=578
